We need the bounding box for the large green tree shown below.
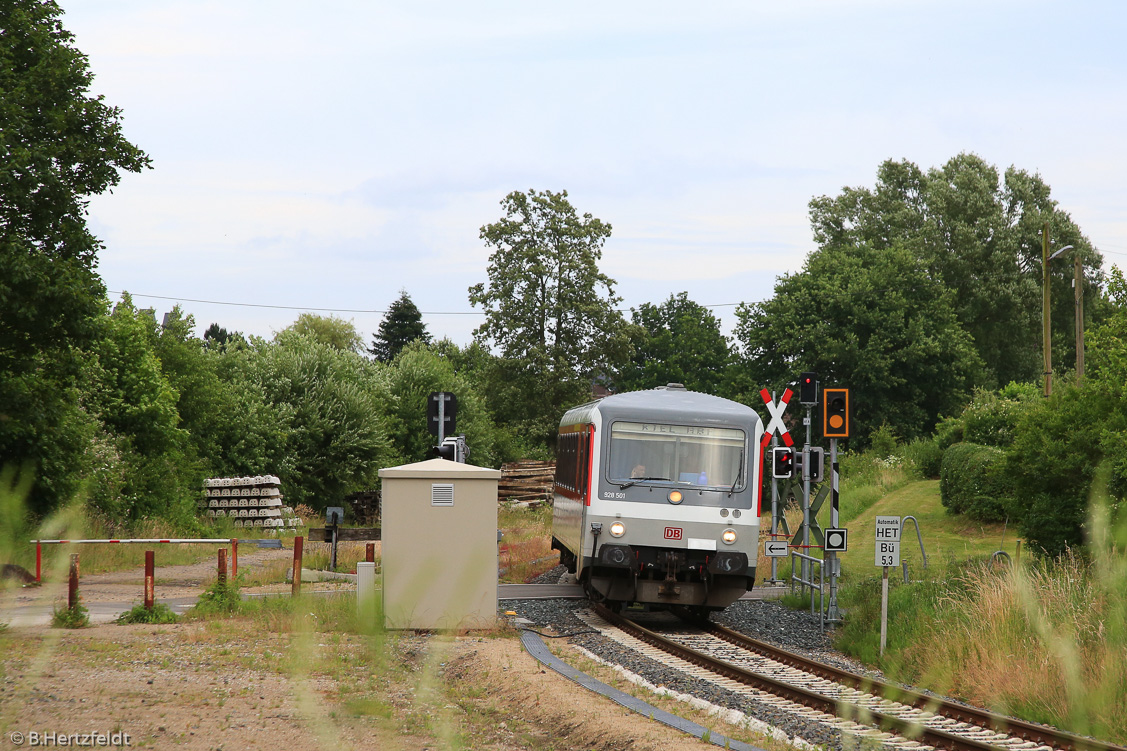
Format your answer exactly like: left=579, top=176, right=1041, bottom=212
left=286, top=313, right=364, bottom=353
left=0, top=0, right=150, bottom=513
left=734, top=242, right=982, bottom=444
left=809, top=154, right=1102, bottom=388
left=617, top=292, right=731, bottom=395
left=370, top=290, right=431, bottom=362
left=468, top=189, right=631, bottom=443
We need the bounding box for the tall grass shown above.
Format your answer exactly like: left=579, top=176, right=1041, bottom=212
left=836, top=469, right=1127, bottom=742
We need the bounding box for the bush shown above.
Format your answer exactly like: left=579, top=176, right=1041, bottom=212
left=115, top=602, right=178, bottom=624
left=904, top=437, right=943, bottom=479
left=52, top=601, right=89, bottom=629
left=939, top=442, right=1012, bottom=522
left=191, top=579, right=242, bottom=616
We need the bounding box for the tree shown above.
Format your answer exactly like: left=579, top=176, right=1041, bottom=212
left=380, top=341, right=498, bottom=467
left=468, top=189, right=631, bottom=443
left=616, top=292, right=731, bottom=395
left=808, top=154, right=1102, bottom=388
left=734, top=242, right=982, bottom=444
left=285, top=313, right=363, bottom=353
left=227, top=330, right=398, bottom=509
left=0, top=1, right=150, bottom=513
left=370, top=290, right=431, bottom=362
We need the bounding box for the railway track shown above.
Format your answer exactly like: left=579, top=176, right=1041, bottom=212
left=589, top=604, right=1125, bottom=751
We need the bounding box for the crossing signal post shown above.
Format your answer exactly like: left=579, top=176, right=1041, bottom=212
left=824, top=388, right=850, bottom=439
left=799, top=372, right=819, bottom=405
left=823, top=387, right=849, bottom=624
left=772, top=447, right=796, bottom=478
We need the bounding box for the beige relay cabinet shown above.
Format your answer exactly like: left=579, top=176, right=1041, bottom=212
left=378, top=458, right=500, bottom=630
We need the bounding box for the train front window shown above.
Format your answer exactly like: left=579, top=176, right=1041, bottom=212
left=607, top=422, right=746, bottom=492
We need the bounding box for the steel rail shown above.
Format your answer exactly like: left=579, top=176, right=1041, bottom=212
left=591, top=604, right=1020, bottom=751
left=701, top=620, right=1125, bottom=751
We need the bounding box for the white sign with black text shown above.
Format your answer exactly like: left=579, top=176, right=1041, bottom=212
left=764, top=540, right=789, bottom=558
left=875, top=540, right=900, bottom=567
left=874, top=515, right=901, bottom=567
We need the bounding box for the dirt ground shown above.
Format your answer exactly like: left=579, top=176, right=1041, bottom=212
left=0, top=550, right=738, bottom=751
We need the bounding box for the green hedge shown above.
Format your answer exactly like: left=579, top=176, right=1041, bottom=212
left=939, top=442, right=1012, bottom=522
left=904, top=437, right=943, bottom=479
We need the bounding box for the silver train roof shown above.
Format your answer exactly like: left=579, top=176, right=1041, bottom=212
left=560, top=385, right=760, bottom=429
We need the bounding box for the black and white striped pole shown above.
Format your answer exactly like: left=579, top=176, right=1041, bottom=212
left=826, top=438, right=842, bottom=623
left=822, top=388, right=850, bottom=625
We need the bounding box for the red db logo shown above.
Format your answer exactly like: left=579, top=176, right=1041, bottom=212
left=664, top=527, right=683, bottom=540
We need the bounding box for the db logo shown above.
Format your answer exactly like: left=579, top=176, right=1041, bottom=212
left=664, top=527, right=683, bottom=540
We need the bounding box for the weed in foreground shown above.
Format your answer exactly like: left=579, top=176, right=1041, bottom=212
left=51, top=601, right=89, bottom=629
left=190, top=579, right=242, bottom=616
left=114, top=602, right=179, bottom=624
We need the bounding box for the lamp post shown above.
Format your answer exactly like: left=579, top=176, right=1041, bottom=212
left=1041, top=220, right=1074, bottom=397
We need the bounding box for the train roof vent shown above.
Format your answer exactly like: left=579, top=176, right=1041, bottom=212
left=664, top=383, right=686, bottom=390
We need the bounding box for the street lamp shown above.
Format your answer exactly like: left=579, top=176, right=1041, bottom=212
left=1042, top=219, right=1082, bottom=396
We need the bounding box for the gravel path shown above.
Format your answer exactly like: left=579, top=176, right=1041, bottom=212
left=501, top=564, right=893, bottom=750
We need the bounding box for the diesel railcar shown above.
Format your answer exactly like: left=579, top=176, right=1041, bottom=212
left=551, top=384, right=763, bottom=613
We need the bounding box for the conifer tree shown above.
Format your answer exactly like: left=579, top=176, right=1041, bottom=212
left=370, top=290, right=431, bottom=362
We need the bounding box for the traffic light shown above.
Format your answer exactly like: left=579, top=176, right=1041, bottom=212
left=824, top=528, right=848, bottom=552
left=799, top=372, right=818, bottom=405
left=772, top=447, right=795, bottom=478
left=802, top=447, right=824, bottom=483
left=823, top=388, right=850, bottom=438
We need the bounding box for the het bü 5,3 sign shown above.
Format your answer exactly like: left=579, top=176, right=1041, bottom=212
left=876, top=540, right=900, bottom=567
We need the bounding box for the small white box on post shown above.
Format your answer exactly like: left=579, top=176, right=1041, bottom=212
left=378, top=457, right=501, bottom=630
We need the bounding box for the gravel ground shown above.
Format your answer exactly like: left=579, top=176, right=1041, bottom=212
left=499, top=593, right=864, bottom=749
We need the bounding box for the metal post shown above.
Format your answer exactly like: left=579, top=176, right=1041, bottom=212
left=366, top=542, right=375, bottom=563
left=36, top=541, right=41, bottom=583
left=1075, top=251, right=1085, bottom=380
left=357, top=561, right=376, bottom=617
left=68, top=554, right=79, bottom=610
left=1043, top=221, right=1052, bottom=397
left=879, top=565, right=889, bottom=656
left=330, top=523, right=339, bottom=572
left=144, top=551, right=154, bottom=610
left=438, top=394, right=445, bottom=445
left=801, top=405, right=812, bottom=594
left=231, top=538, right=238, bottom=579
left=218, top=548, right=227, bottom=586
left=769, top=417, right=781, bottom=584
left=826, top=438, right=842, bottom=623
left=292, top=536, right=304, bottom=597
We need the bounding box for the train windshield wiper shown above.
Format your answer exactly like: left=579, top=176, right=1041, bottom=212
left=620, top=476, right=670, bottom=489
left=727, top=450, right=744, bottom=496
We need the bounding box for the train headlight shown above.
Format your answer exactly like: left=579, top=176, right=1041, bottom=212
left=609, top=521, right=626, bottom=538
left=722, top=528, right=738, bottom=545
left=668, top=490, right=683, bottom=504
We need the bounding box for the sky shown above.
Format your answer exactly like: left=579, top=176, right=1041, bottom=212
left=64, top=0, right=1127, bottom=348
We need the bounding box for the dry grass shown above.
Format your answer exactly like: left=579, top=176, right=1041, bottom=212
left=497, top=504, right=556, bottom=583
left=896, top=504, right=1127, bottom=741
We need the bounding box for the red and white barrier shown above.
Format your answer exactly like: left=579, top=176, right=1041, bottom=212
left=30, top=538, right=238, bottom=583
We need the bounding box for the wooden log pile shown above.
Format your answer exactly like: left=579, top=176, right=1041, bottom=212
left=498, top=460, right=555, bottom=505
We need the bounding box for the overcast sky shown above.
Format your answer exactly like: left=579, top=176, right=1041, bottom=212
left=65, top=1, right=1127, bottom=348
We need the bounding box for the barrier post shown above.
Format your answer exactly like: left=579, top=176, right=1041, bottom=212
left=144, top=551, right=155, bottom=610
left=68, top=554, right=80, bottom=610
left=366, top=542, right=375, bottom=563
left=231, top=538, right=238, bottom=579
left=36, top=541, right=42, bottom=583
left=218, top=548, right=227, bottom=586
left=357, top=561, right=376, bottom=617
left=292, top=536, right=304, bottom=597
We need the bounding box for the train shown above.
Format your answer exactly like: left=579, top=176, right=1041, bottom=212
left=551, top=384, right=763, bottom=616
